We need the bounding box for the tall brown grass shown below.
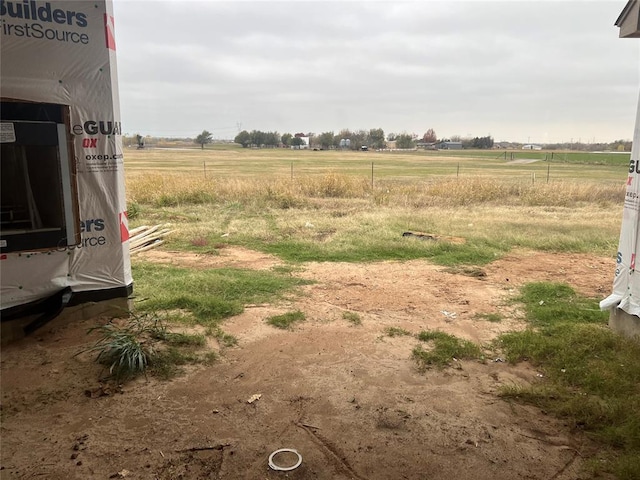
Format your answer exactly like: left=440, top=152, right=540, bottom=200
left=127, top=173, right=624, bottom=209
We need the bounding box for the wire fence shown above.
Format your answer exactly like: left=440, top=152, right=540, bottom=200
left=125, top=147, right=629, bottom=187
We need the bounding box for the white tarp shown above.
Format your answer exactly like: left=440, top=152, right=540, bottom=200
left=0, top=0, right=132, bottom=309
left=600, top=93, right=640, bottom=315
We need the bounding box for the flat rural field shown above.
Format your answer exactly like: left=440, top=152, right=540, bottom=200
left=2, top=147, right=637, bottom=480
left=122, top=145, right=628, bottom=183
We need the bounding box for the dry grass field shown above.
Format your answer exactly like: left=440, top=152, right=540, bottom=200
left=124, top=146, right=625, bottom=261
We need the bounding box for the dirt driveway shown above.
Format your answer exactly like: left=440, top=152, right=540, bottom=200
left=0, top=249, right=613, bottom=479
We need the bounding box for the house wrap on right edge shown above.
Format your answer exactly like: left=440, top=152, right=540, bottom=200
left=599, top=0, right=640, bottom=338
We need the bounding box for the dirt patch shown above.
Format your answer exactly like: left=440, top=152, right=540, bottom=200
left=1, top=248, right=613, bottom=479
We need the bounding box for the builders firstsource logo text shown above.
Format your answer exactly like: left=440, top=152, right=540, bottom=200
left=0, top=0, right=90, bottom=44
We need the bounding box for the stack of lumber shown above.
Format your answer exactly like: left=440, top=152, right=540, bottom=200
left=129, top=224, right=173, bottom=255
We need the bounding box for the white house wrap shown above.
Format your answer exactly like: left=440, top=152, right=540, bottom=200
left=600, top=95, right=640, bottom=315
left=600, top=1, right=640, bottom=337
left=0, top=0, right=132, bottom=322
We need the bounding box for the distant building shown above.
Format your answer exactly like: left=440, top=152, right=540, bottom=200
left=435, top=141, right=462, bottom=150
left=521, top=144, right=542, bottom=150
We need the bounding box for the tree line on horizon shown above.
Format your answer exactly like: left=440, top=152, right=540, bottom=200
left=230, top=128, right=489, bottom=150
left=124, top=130, right=632, bottom=152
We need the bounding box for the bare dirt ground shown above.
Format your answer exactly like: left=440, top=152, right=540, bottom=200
left=1, top=248, right=614, bottom=480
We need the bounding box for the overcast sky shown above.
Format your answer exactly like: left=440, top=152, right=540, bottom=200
left=112, top=0, right=639, bottom=144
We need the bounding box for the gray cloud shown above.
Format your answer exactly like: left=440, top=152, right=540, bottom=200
left=113, top=0, right=639, bottom=143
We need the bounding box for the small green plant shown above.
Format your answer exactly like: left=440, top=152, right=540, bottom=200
left=202, top=351, right=219, bottom=365
left=127, top=201, right=141, bottom=220
left=475, top=312, right=502, bottom=323
left=81, top=311, right=215, bottom=382
left=445, top=266, right=487, bottom=278
left=266, top=310, right=305, bottom=329
left=83, top=312, right=163, bottom=381
left=271, top=264, right=304, bottom=275
left=413, top=330, right=481, bottom=369
left=149, top=347, right=193, bottom=380
left=383, top=326, right=412, bottom=337
left=342, top=311, right=362, bottom=326
left=205, top=325, right=238, bottom=347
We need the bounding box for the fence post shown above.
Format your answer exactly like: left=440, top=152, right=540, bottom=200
left=547, top=163, right=550, bottom=183
left=371, top=162, right=374, bottom=188
left=291, top=161, right=293, bottom=180
left=457, top=163, right=460, bottom=178
left=203, top=161, right=206, bottom=179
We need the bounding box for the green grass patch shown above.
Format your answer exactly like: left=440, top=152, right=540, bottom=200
left=271, top=264, right=305, bottom=275
left=445, top=266, right=488, bottom=278
left=205, top=325, right=239, bottom=347
left=342, top=311, right=362, bottom=326
left=161, top=332, right=206, bottom=347
left=383, top=326, right=412, bottom=337
left=475, top=312, right=503, bottom=323
left=514, top=282, right=607, bottom=328
left=132, top=262, right=311, bottom=325
left=149, top=347, right=197, bottom=380
left=498, top=282, right=640, bottom=478
left=413, top=330, right=482, bottom=368
left=266, top=310, right=306, bottom=329
left=261, top=237, right=505, bottom=265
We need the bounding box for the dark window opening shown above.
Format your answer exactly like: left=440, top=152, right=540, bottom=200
left=1, top=100, right=80, bottom=253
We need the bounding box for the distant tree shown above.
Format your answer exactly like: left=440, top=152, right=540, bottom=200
left=250, top=130, right=266, bottom=147
left=611, top=139, right=632, bottom=151
left=422, top=128, right=437, bottom=143
left=281, top=133, right=293, bottom=147
left=471, top=136, right=494, bottom=149
left=395, top=133, right=415, bottom=149
left=234, top=130, right=251, bottom=148
left=318, top=131, right=335, bottom=150
left=368, top=128, right=386, bottom=149
left=350, top=129, right=367, bottom=150
left=264, top=131, right=280, bottom=148
left=195, top=130, right=213, bottom=149
left=449, top=135, right=462, bottom=142
left=291, top=136, right=305, bottom=149
left=387, top=132, right=397, bottom=142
